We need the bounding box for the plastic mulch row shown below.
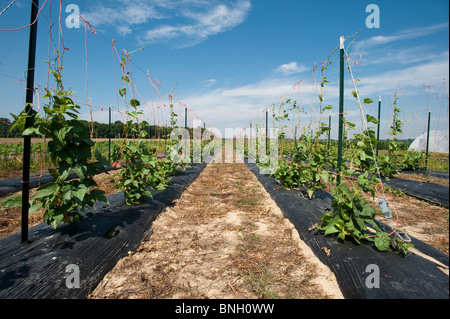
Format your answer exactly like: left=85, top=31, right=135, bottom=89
left=246, top=161, right=449, bottom=299
left=0, top=163, right=206, bottom=299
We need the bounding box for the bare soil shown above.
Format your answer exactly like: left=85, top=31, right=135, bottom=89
left=89, top=149, right=343, bottom=299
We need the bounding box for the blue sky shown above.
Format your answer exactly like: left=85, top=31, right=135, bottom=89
left=0, top=0, right=448, bottom=139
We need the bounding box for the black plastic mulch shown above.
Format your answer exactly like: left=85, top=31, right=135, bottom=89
left=383, top=177, right=449, bottom=208
left=246, top=161, right=449, bottom=299
left=0, top=163, right=206, bottom=299
left=402, top=169, right=449, bottom=181
left=0, top=166, right=120, bottom=198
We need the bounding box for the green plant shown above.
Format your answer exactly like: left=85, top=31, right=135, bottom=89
left=316, top=182, right=391, bottom=251
left=112, top=57, right=175, bottom=205
left=274, top=123, right=332, bottom=198
left=399, top=151, right=424, bottom=171
left=316, top=90, right=412, bottom=254
left=244, top=265, right=276, bottom=299
left=377, top=91, right=405, bottom=177
left=5, top=60, right=108, bottom=228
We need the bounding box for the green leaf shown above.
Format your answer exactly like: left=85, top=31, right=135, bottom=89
left=320, top=171, right=329, bottom=184
left=360, top=205, right=376, bottom=219
left=48, top=168, right=60, bottom=180
left=23, top=127, right=42, bottom=136
left=354, top=217, right=365, bottom=230
left=325, top=223, right=340, bottom=235
left=129, top=99, right=140, bottom=107
left=34, top=182, right=59, bottom=199
left=366, top=114, right=379, bottom=124
left=29, top=201, right=44, bottom=215
left=374, top=233, right=391, bottom=251
left=72, top=184, right=89, bottom=205
left=1, top=194, right=22, bottom=209
left=50, top=212, right=66, bottom=229
left=363, top=98, right=374, bottom=104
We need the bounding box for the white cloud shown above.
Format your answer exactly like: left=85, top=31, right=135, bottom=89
left=359, top=46, right=446, bottom=67
left=353, top=53, right=449, bottom=97
left=83, top=0, right=252, bottom=45
left=202, top=79, right=217, bottom=87
left=354, top=23, right=448, bottom=51
left=177, top=49, right=449, bottom=137
left=179, top=77, right=324, bottom=132
left=144, top=0, right=252, bottom=48
left=82, top=0, right=169, bottom=35
left=274, top=62, right=308, bottom=76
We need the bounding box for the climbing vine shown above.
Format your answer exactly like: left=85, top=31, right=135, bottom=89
left=112, top=55, right=176, bottom=205
left=6, top=57, right=109, bottom=228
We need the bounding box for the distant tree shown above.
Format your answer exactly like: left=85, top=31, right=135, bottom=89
left=0, top=118, right=11, bottom=137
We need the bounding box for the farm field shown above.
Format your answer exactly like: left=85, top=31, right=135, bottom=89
left=0, top=138, right=167, bottom=179
left=89, top=148, right=343, bottom=299
left=1, top=139, right=448, bottom=257
left=0, top=141, right=448, bottom=299
left=0, top=0, right=448, bottom=303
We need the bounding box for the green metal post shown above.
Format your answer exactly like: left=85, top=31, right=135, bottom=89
left=376, top=96, right=381, bottom=157
left=164, top=124, right=167, bottom=153
left=249, top=121, right=252, bottom=155
left=108, top=105, right=111, bottom=163
left=425, top=111, right=431, bottom=171
left=336, top=36, right=345, bottom=185
left=294, top=125, right=297, bottom=147
left=185, top=107, right=188, bottom=158
left=327, top=115, right=331, bottom=151
left=22, top=0, right=39, bottom=243
left=266, top=108, right=269, bottom=156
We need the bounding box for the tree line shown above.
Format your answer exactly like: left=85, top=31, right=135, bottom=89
left=0, top=117, right=411, bottom=149
left=0, top=117, right=180, bottom=139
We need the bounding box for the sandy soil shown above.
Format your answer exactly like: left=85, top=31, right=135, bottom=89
left=89, top=149, right=343, bottom=299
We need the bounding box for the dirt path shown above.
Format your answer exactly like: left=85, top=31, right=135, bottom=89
left=89, top=149, right=343, bottom=299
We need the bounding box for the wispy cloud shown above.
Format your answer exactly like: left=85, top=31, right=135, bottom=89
left=180, top=77, right=327, bottom=131
left=359, top=46, right=446, bottom=66
left=143, top=0, right=252, bottom=48
left=83, top=0, right=252, bottom=45
left=274, top=62, right=308, bottom=76
left=179, top=49, right=449, bottom=134
left=354, top=52, right=449, bottom=97
left=82, top=0, right=169, bottom=35
left=202, top=79, right=217, bottom=87
left=355, top=23, right=448, bottom=51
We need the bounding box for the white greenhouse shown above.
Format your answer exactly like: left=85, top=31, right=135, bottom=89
left=408, top=130, right=449, bottom=153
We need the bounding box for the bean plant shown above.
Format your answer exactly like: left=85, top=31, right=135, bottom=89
left=5, top=60, right=109, bottom=228
left=112, top=56, right=176, bottom=205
